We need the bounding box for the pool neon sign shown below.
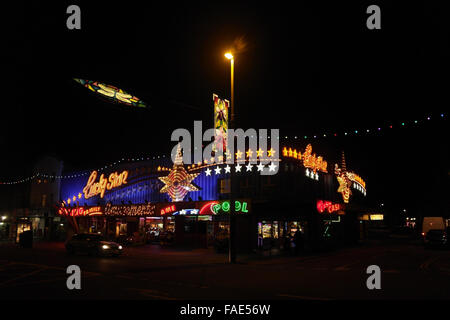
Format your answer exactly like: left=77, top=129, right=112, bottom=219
left=199, top=200, right=249, bottom=215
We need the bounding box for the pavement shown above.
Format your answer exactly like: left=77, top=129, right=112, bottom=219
left=1, top=240, right=450, bottom=300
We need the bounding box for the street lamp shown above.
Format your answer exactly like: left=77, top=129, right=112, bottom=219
left=225, top=51, right=236, bottom=263
left=224, top=52, right=234, bottom=124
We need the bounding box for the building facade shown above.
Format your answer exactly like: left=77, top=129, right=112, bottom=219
left=57, top=143, right=368, bottom=253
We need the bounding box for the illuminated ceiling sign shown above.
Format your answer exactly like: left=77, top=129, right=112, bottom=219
left=212, top=93, right=229, bottom=153
left=317, top=200, right=343, bottom=214
left=74, top=78, right=147, bottom=108
left=199, top=200, right=249, bottom=215
left=104, top=203, right=156, bottom=216
left=282, top=144, right=328, bottom=173
left=58, top=206, right=103, bottom=217
left=83, top=170, right=128, bottom=199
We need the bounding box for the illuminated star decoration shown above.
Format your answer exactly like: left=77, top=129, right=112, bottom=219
left=335, top=151, right=352, bottom=203
left=73, top=78, right=147, bottom=108
left=159, top=144, right=199, bottom=202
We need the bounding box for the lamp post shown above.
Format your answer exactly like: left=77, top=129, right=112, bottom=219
left=225, top=52, right=236, bottom=263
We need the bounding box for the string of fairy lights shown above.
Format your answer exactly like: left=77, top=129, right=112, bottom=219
left=0, top=112, right=445, bottom=185
left=280, top=113, right=446, bottom=140
left=0, top=155, right=168, bottom=185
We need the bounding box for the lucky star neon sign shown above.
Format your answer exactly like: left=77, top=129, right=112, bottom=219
left=159, top=144, right=199, bottom=202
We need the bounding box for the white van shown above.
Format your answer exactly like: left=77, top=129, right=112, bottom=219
left=422, top=217, right=446, bottom=236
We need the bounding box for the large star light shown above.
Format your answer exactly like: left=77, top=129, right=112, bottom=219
left=159, top=145, right=199, bottom=202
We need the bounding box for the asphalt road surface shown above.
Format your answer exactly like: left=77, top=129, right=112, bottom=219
left=1, top=241, right=450, bottom=300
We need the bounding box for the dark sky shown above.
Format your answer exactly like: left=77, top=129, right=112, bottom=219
left=1, top=2, right=449, bottom=214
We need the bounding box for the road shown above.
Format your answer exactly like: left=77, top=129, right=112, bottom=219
left=1, top=240, right=450, bottom=300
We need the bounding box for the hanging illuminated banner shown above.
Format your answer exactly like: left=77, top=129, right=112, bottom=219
left=213, top=93, right=229, bottom=153
left=83, top=170, right=129, bottom=199
left=316, top=200, right=342, bottom=214
left=74, top=78, right=147, bottom=108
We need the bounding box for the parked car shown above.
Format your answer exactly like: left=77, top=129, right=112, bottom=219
left=159, top=231, right=175, bottom=245
left=422, top=217, right=446, bottom=237
left=424, top=228, right=449, bottom=249
left=65, top=233, right=123, bottom=257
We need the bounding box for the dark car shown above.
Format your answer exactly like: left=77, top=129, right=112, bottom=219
left=424, top=229, right=448, bottom=248
left=65, top=233, right=123, bottom=256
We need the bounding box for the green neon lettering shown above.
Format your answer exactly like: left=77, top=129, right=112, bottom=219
left=222, top=201, right=230, bottom=212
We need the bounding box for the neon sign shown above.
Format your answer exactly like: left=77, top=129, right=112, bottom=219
left=173, top=209, right=199, bottom=215
left=282, top=144, right=328, bottom=173
left=200, top=200, right=249, bottom=215
left=349, top=173, right=366, bottom=189
left=317, top=200, right=342, bottom=214
left=104, top=202, right=155, bottom=216
left=161, top=205, right=176, bottom=215
left=58, top=206, right=103, bottom=217
left=302, top=144, right=328, bottom=173
left=199, top=201, right=219, bottom=215
left=83, top=170, right=129, bottom=199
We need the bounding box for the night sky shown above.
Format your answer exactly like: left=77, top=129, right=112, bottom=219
left=1, top=2, right=448, bottom=215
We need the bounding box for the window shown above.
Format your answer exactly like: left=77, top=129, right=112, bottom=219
left=219, top=178, right=231, bottom=194
left=41, top=194, right=47, bottom=207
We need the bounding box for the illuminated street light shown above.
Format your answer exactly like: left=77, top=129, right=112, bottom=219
left=224, top=52, right=234, bottom=60
left=225, top=51, right=235, bottom=264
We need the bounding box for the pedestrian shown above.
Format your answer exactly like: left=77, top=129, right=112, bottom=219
left=284, top=234, right=291, bottom=253
left=293, top=229, right=304, bottom=255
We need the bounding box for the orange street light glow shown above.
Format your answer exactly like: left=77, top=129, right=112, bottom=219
left=225, top=52, right=233, bottom=60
